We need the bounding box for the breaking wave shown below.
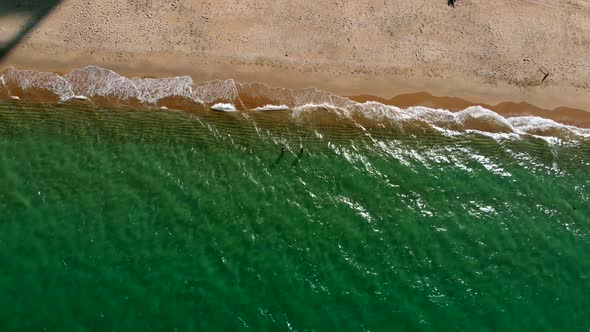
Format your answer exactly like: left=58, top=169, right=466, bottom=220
left=211, top=103, right=237, bottom=112
left=1, top=66, right=589, bottom=140
left=252, top=104, right=290, bottom=111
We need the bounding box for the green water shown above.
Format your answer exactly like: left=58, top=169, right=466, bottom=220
left=0, top=102, right=589, bottom=331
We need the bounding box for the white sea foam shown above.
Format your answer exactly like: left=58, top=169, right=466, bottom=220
left=1, top=65, right=587, bottom=140
left=237, top=82, right=352, bottom=109
left=132, top=76, right=194, bottom=104
left=509, top=116, right=590, bottom=138
left=464, top=130, right=520, bottom=141
left=291, top=102, right=348, bottom=120
left=337, top=196, right=373, bottom=223
left=211, top=103, right=237, bottom=112
left=193, top=79, right=242, bottom=107
left=64, top=66, right=139, bottom=101
left=64, top=66, right=197, bottom=104
left=2, top=67, right=75, bottom=101
left=252, top=104, right=289, bottom=111
left=291, top=102, right=589, bottom=140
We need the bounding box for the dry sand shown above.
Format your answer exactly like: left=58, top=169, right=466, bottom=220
left=1, top=0, right=589, bottom=121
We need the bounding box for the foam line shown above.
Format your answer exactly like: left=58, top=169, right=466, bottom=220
left=1, top=65, right=588, bottom=140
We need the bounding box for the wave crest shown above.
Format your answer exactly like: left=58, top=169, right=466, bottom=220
left=2, top=67, right=74, bottom=102
left=291, top=103, right=590, bottom=139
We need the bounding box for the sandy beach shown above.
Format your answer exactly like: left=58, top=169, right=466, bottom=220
left=1, top=0, right=589, bottom=124
left=3, top=2, right=590, bottom=330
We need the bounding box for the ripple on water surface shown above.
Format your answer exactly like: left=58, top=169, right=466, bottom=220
left=0, top=101, right=589, bottom=331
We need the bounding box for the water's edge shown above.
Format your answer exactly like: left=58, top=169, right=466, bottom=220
left=1, top=66, right=589, bottom=140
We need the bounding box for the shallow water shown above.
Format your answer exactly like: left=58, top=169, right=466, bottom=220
left=1, top=101, right=589, bottom=331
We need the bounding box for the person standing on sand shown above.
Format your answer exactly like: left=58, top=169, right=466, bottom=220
left=448, top=0, right=455, bottom=7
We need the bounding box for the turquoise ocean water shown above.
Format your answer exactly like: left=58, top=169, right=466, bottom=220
left=0, top=101, right=589, bottom=331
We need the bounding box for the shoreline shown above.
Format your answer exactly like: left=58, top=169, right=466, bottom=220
left=1, top=62, right=589, bottom=128
left=1, top=0, right=589, bottom=124
left=4, top=52, right=590, bottom=110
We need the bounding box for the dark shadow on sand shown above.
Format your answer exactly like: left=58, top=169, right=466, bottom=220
left=0, top=0, right=62, bottom=61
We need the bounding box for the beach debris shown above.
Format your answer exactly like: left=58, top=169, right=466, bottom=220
left=448, top=0, right=456, bottom=7
left=538, top=66, right=550, bottom=84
